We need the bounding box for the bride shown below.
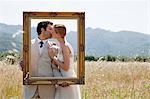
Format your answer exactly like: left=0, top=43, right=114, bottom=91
left=48, top=24, right=81, bottom=99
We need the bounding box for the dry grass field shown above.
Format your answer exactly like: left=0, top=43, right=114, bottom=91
left=0, top=61, right=150, bottom=99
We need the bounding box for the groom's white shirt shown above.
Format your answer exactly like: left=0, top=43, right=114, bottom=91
left=24, top=37, right=55, bottom=99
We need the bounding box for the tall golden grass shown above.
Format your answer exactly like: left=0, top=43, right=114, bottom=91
left=0, top=61, right=23, bottom=99
left=81, top=61, right=150, bottom=99
left=0, top=61, right=150, bottom=99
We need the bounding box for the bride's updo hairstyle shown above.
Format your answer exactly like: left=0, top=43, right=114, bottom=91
left=54, top=24, right=66, bottom=38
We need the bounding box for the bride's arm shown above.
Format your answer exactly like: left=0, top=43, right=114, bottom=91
left=48, top=43, right=71, bottom=71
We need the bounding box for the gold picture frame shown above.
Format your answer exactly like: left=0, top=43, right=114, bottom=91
left=23, top=12, right=85, bottom=85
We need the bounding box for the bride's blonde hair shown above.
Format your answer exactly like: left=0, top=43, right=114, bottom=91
left=54, top=24, right=66, bottom=38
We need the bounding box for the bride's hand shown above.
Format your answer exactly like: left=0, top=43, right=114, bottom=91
left=48, top=48, right=55, bottom=59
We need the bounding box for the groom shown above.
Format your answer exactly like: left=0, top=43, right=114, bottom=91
left=20, top=21, right=62, bottom=99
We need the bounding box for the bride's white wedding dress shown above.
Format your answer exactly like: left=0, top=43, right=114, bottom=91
left=55, top=39, right=81, bottom=99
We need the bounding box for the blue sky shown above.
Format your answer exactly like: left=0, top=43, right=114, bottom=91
left=0, top=0, right=149, bottom=34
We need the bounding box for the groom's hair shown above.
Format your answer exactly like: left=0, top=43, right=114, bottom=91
left=37, top=21, right=53, bottom=35
left=54, top=24, right=66, bottom=38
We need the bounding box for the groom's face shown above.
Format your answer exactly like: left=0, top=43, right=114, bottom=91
left=44, top=24, right=53, bottom=39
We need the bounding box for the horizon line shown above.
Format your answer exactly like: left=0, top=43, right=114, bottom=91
left=0, top=22, right=149, bottom=35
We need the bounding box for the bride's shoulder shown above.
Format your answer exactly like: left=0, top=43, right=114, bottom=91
left=64, top=41, right=74, bottom=56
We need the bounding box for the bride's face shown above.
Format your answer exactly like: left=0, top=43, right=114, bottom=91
left=52, top=27, right=61, bottom=39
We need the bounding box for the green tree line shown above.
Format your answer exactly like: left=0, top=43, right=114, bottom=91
left=1, top=52, right=150, bottom=62
left=85, top=55, right=150, bottom=62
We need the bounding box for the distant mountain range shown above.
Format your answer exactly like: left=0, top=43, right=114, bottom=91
left=0, top=23, right=150, bottom=56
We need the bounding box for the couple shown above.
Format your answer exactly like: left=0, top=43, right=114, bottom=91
left=20, top=21, right=81, bottom=99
